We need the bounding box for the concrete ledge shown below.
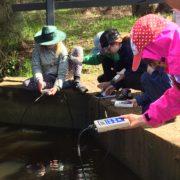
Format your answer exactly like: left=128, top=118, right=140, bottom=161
left=89, top=97, right=180, bottom=180
left=0, top=77, right=180, bottom=180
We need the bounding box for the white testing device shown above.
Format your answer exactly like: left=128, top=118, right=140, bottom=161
left=114, top=100, right=133, bottom=108
left=94, top=117, right=130, bottom=133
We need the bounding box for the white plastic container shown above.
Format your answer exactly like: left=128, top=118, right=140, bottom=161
left=94, top=116, right=130, bottom=133
left=114, top=100, right=133, bottom=108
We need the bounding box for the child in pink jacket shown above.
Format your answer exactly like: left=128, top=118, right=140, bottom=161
left=121, top=14, right=180, bottom=128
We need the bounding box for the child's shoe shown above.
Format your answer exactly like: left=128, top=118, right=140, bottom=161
left=116, top=89, right=133, bottom=100
left=73, top=82, right=88, bottom=94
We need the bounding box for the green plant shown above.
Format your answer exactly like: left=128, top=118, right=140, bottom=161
left=0, top=0, right=24, bottom=77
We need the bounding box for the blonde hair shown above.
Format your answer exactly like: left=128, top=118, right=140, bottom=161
left=40, top=42, right=63, bottom=57
left=55, top=42, right=63, bottom=57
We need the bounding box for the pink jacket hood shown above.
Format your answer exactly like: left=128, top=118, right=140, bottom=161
left=142, top=22, right=180, bottom=76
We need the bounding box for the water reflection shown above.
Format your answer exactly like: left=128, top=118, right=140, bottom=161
left=0, top=126, right=140, bottom=180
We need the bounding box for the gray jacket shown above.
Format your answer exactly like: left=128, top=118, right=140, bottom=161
left=32, top=43, right=68, bottom=90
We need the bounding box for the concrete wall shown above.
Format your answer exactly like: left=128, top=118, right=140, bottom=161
left=0, top=85, right=179, bottom=180
left=0, top=87, right=91, bottom=129
left=88, top=98, right=180, bottom=180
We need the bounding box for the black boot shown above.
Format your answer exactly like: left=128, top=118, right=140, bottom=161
left=73, top=81, right=88, bottom=94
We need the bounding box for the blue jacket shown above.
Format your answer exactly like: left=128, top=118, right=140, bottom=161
left=136, top=67, right=172, bottom=106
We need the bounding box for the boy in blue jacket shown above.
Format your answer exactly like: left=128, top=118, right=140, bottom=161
left=131, top=59, right=172, bottom=113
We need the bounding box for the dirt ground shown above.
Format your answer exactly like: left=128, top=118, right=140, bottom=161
left=0, top=73, right=138, bottom=93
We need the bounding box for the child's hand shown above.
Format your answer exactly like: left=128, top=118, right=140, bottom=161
left=119, top=114, right=148, bottom=129
left=76, top=56, right=83, bottom=63
left=38, top=80, right=46, bottom=93
left=97, top=82, right=111, bottom=90
left=47, top=87, right=58, bottom=96
left=104, top=85, right=115, bottom=95
left=130, top=99, right=138, bottom=107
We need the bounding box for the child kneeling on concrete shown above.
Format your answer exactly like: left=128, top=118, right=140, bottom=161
left=23, top=26, right=87, bottom=95
left=74, top=29, right=146, bottom=98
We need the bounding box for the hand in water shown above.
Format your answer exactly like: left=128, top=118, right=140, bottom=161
left=119, top=114, right=148, bottom=129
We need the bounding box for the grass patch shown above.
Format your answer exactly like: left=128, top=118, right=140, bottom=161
left=1, top=7, right=172, bottom=77
left=18, top=59, right=32, bottom=77
left=10, top=9, right=137, bottom=77
left=21, top=10, right=137, bottom=47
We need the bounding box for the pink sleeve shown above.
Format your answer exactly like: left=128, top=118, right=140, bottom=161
left=143, top=86, right=180, bottom=127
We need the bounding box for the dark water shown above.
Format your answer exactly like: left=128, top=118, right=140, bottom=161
left=0, top=126, right=140, bottom=180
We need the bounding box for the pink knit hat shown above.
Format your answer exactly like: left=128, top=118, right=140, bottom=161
left=131, top=14, right=168, bottom=71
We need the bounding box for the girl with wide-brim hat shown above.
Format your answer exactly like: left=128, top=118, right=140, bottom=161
left=23, top=25, right=88, bottom=95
